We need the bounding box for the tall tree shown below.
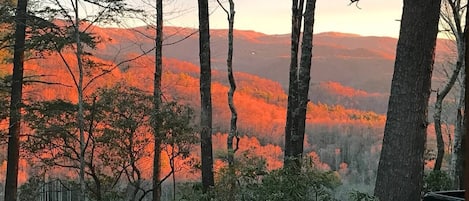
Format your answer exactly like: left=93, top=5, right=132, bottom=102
left=31, top=1, right=140, bottom=199
left=4, top=0, right=27, bottom=200
left=374, top=0, right=441, bottom=200
left=284, top=0, right=303, bottom=169
left=464, top=4, right=469, bottom=198
left=72, top=0, right=87, bottom=198
left=216, top=0, right=237, bottom=200
left=433, top=0, right=465, bottom=172
left=284, top=0, right=317, bottom=170
left=198, top=0, right=214, bottom=192
left=438, top=0, right=468, bottom=188
left=152, top=0, right=163, bottom=200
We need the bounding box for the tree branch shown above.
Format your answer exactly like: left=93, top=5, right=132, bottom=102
left=23, top=74, right=72, bottom=87
left=83, top=46, right=155, bottom=91
left=349, top=0, right=361, bottom=9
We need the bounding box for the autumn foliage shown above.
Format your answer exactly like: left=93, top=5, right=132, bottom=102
left=0, top=48, right=390, bottom=187
left=0, top=24, right=398, bottom=193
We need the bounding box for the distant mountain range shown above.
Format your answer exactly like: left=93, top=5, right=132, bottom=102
left=24, top=25, right=450, bottom=115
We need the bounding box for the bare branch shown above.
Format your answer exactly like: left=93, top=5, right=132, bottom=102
left=163, top=30, right=198, bottom=46
left=24, top=80, right=72, bottom=87
left=349, top=0, right=361, bottom=9
left=216, top=0, right=230, bottom=16
left=54, top=44, right=80, bottom=89
left=131, top=27, right=199, bottom=46
left=23, top=74, right=72, bottom=87
left=83, top=46, right=156, bottom=91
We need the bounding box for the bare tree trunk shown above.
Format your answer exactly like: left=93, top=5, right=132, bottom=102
left=374, top=0, right=441, bottom=200
left=284, top=0, right=304, bottom=170
left=152, top=0, right=163, bottom=201
left=434, top=0, right=465, bottom=172
left=295, top=0, right=316, bottom=166
left=226, top=1, right=237, bottom=200
left=284, top=0, right=316, bottom=171
left=4, top=0, right=27, bottom=200
left=216, top=0, right=237, bottom=200
left=171, top=147, right=176, bottom=201
left=433, top=97, right=446, bottom=171
left=72, top=0, right=87, bottom=200
left=463, top=8, right=469, bottom=199
left=433, top=52, right=463, bottom=171
left=198, top=0, right=214, bottom=193
left=452, top=80, right=464, bottom=188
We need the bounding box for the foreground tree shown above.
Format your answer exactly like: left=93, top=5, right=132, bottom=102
left=93, top=84, right=153, bottom=201
left=32, top=1, right=140, bottom=198
left=23, top=84, right=153, bottom=201
left=152, top=0, right=163, bottom=201
left=438, top=0, right=468, bottom=188
left=159, top=102, right=198, bottom=200
left=284, top=0, right=317, bottom=170
left=215, top=0, right=238, bottom=200
left=464, top=3, right=469, bottom=199
left=198, top=0, right=214, bottom=192
left=374, top=0, right=441, bottom=200
left=4, top=0, right=27, bottom=200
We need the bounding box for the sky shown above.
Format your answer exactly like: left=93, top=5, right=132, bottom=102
left=162, top=0, right=404, bottom=38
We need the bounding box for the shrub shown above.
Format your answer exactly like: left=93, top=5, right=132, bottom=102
left=423, top=170, right=452, bottom=193
left=349, top=190, right=379, bottom=201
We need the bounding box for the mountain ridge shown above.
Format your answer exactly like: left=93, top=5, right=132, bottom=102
left=92, top=25, right=452, bottom=93
left=10, top=24, right=457, bottom=114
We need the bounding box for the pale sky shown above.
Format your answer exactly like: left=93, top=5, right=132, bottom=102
left=162, top=0, right=404, bottom=38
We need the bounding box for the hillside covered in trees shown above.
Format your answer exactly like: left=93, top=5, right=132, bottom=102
left=0, top=24, right=451, bottom=200
left=0, top=0, right=465, bottom=200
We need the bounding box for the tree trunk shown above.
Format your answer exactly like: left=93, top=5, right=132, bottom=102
left=284, top=0, right=304, bottom=170
left=284, top=0, right=316, bottom=171
left=226, top=1, right=236, bottom=199
left=434, top=0, right=465, bottom=172
left=463, top=8, right=469, bottom=199
left=374, top=1, right=441, bottom=200
left=433, top=96, right=445, bottom=171
left=452, top=81, right=464, bottom=188
left=295, top=0, right=316, bottom=166
left=198, top=0, right=214, bottom=192
left=73, top=0, right=87, bottom=199
left=216, top=0, right=237, bottom=200
left=433, top=54, right=463, bottom=171
left=152, top=0, right=163, bottom=201
left=171, top=147, right=176, bottom=201
left=4, top=0, right=27, bottom=200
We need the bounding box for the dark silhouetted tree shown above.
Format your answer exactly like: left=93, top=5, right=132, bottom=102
left=374, top=0, right=441, bottom=200
left=198, top=0, right=214, bottom=193
left=152, top=0, right=163, bottom=201
left=284, top=0, right=317, bottom=170
left=216, top=0, right=238, bottom=200
left=463, top=2, right=469, bottom=198
left=4, top=0, right=27, bottom=200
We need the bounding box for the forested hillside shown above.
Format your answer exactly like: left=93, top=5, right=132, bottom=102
left=0, top=26, right=389, bottom=192
left=0, top=22, right=455, bottom=200
left=84, top=25, right=455, bottom=114
left=1, top=0, right=466, bottom=200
